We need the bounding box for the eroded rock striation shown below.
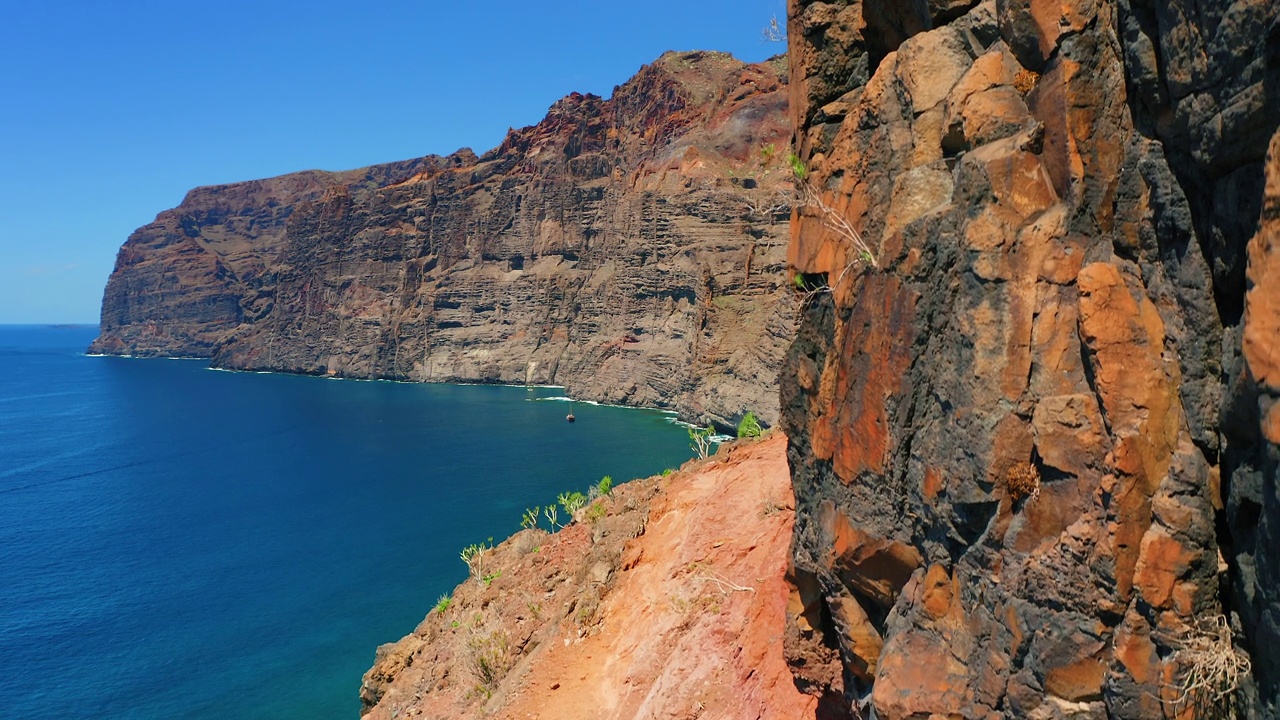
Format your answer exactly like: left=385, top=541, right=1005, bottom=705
left=92, top=52, right=794, bottom=426
left=782, top=0, right=1279, bottom=716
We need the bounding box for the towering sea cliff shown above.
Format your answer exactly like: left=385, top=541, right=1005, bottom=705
left=782, top=0, right=1280, bottom=716
left=92, top=52, right=794, bottom=426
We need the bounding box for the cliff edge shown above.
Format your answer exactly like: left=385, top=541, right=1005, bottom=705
left=782, top=0, right=1279, bottom=716
left=359, top=433, right=815, bottom=720
left=91, top=52, right=795, bottom=427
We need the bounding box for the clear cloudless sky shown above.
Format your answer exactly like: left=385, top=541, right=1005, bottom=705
left=0, top=0, right=786, bottom=323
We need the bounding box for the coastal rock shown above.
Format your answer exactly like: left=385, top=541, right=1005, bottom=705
left=92, top=52, right=795, bottom=428
left=783, top=0, right=1280, bottom=715
left=360, top=433, right=816, bottom=720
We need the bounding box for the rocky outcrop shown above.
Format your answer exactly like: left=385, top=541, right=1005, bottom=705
left=782, top=0, right=1279, bottom=717
left=359, top=433, right=816, bottom=720
left=92, top=52, right=794, bottom=427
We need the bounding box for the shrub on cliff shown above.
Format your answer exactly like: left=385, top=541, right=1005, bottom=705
left=460, top=539, right=493, bottom=581
left=737, top=412, right=762, bottom=439
left=688, top=424, right=716, bottom=458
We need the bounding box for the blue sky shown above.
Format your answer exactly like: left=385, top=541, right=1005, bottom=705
left=0, top=0, right=785, bottom=323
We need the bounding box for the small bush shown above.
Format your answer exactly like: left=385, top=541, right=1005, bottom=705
left=1013, top=68, right=1039, bottom=94
left=737, top=411, right=762, bottom=439
left=689, top=424, right=716, bottom=458
left=597, top=475, right=613, bottom=497
left=467, top=628, right=511, bottom=696
left=759, top=142, right=777, bottom=165
left=1171, top=614, right=1252, bottom=715
left=460, top=538, right=493, bottom=580
left=585, top=501, right=607, bottom=524
left=558, top=490, right=587, bottom=517
left=434, top=594, right=453, bottom=615
left=520, top=506, right=540, bottom=531
left=1005, top=462, right=1041, bottom=502
left=787, top=152, right=808, bottom=181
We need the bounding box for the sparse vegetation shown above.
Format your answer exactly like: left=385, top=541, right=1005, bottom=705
left=585, top=501, right=608, bottom=524
left=760, top=495, right=786, bottom=517
left=1005, top=462, right=1041, bottom=503
left=521, top=506, right=540, bottom=530
left=787, top=152, right=808, bottom=181
left=544, top=504, right=560, bottom=529
left=434, top=593, right=453, bottom=615
left=466, top=627, right=511, bottom=698
left=661, top=468, right=675, bottom=477
left=482, top=570, right=502, bottom=587
left=762, top=14, right=787, bottom=43
left=795, top=181, right=878, bottom=270
left=1013, top=68, right=1039, bottom=95
left=688, top=424, right=717, bottom=459
left=737, top=411, right=762, bottom=439
left=597, top=475, right=614, bottom=497
left=460, top=539, right=493, bottom=580
left=1170, top=614, right=1252, bottom=716
left=558, top=490, right=587, bottom=517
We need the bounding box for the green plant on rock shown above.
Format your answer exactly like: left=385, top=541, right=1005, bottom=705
left=787, top=152, right=808, bottom=181
left=558, top=490, right=587, bottom=517
left=482, top=570, right=502, bottom=587
left=688, top=424, right=717, bottom=459
left=434, top=593, right=453, bottom=615
left=544, top=504, right=560, bottom=529
left=759, top=142, right=777, bottom=165
left=467, top=628, right=511, bottom=697
left=585, top=501, right=608, bottom=525
left=597, top=475, right=613, bottom=497
left=521, top=506, right=541, bottom=531
left=460, top=538, right=493, bottom=581
left=737, top=411, right=762, bottom=439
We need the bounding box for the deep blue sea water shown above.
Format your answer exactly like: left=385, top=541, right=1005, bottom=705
left=0, top=325, right=695, bottom=719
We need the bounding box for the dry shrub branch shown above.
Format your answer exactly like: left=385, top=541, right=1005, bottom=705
left=1170, top=614, right=1252, bottom=717
left=797, top=183, right=879, bottom=271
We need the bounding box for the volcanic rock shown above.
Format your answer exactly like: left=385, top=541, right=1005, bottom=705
left=91, top=52, right=795, bottom=427
left=783, top=0, right=1280, bottom=716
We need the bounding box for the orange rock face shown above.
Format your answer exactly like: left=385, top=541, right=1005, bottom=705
left=361, top=434, right=817, bottom=720
left=782, top=0, right=1280, bottom=715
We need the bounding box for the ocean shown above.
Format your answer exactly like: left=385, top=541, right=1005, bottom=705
left=0, top=325, right=696, bottom=719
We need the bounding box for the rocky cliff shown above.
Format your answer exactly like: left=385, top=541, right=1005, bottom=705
left=359, top=434, right=814, bottom=720
left=91, top=52, right=794, bottom=427
left=781, top=0, right=1279, bottom=717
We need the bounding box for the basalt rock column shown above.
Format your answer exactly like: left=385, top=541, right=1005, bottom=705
left=781, top=0, right=1279, bottom=716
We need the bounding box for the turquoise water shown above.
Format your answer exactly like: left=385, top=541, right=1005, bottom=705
left=0, top=325, right=694, bottom=719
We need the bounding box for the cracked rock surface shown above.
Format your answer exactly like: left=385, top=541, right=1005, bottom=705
left=782, top=0, right=1280, bottom=716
